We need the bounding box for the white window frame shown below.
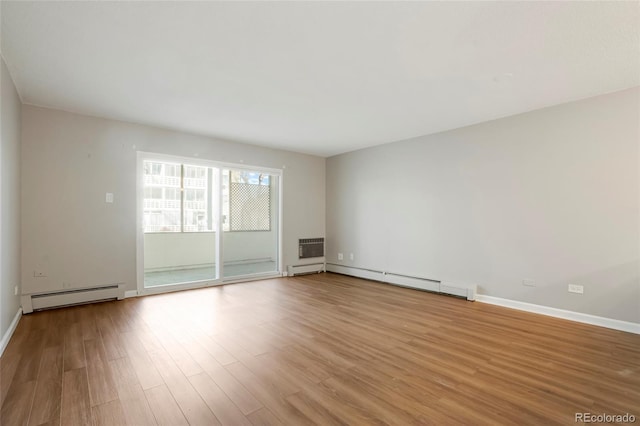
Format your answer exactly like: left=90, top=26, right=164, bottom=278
left=136, top=151, right=283, bottom=296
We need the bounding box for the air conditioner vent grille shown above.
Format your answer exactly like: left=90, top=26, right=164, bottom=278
left=299, top=238, right=324, bottom=259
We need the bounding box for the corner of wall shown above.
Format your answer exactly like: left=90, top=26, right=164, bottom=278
left=0, top=308, right=23, bottom=357
left=0, top=55, right=23, bottom=343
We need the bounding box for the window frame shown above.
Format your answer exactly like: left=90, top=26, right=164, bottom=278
left=136, top=151, right=284, bottom=295
left=140, top=154, right=281, bottom=235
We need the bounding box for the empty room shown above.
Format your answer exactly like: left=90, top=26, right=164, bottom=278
left=1, top=1, right=639, bottom=425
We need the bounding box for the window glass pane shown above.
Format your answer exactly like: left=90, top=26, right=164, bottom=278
left=222, top=170, right=230, bottom=232
left=143, top=160, right=181, bottom=232
left=165, top=187, right=180, bottom=200
left=184, top=165, right=213, bottom=232
left=225, top=169, right=271, bottom=231
left=165, top=164, right=179, bottom=177
left=143, top=161, right=217, bottom=233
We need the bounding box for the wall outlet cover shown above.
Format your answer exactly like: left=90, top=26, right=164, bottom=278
left=338, top=253, right=344, bottom=261
left=568, top=284, right=584, bottom=294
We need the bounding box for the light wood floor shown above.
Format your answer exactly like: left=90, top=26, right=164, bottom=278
left=1, top=273, right=638, bottom=425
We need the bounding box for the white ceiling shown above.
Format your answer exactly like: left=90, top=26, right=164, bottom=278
left=2, top=2, right=639, bottom=157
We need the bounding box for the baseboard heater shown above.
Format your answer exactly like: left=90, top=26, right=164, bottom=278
left=21, top=283, right=125, bottom=314
left=325, top=263, right=476, bottom=301
left=287, top=263, right=326, bottom=276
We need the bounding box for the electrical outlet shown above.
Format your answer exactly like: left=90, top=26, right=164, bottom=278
left=33, top=270, right=46, bottom=278
left=522, top=279, right=535, bottom=287
left=338, top=253, right=343, bottom=261
left=14, top=285, right=18, bottom=296
left=349, top=253, right=354, bottom=261
left=568, top=284, right=584, bottom=294
left=105, top=192, right=114, bottom=203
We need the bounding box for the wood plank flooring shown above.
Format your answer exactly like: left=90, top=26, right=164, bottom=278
left=1, top=272, right=638, bottom=425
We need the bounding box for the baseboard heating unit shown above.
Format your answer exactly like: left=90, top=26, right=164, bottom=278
left=21, top=283, right=126, bottom=314
left=326, top=263, right=476, bottom=301
left=287, top=263, right=326, bottom=276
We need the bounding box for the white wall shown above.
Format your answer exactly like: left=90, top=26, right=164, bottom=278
left=144, top=233, right=216, bottom=270
left=143, top=231, right=276, bottom=271
left=1, top=56, right=22, bottom=337
left=21, top=105, right=325, bottom=294
left=327, top=87, right=640, bottom=323
left=222, top=231, right=277, bottom=264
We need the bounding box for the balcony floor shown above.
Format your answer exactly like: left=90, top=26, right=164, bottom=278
left=144, top=261, right=277, bottom=287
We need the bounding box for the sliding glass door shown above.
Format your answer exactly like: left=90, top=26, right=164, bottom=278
left=139, top=154, right=280, bottom=291
left=222, top=168, right=279, bottom=278
left=142, top=161, right=219, bottom=288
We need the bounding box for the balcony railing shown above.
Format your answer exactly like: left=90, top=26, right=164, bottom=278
left=144, top=175, right=181, bottom=187
left=143, top=199, right=181, bottom=210
left=143, top=175, right=208, bottom=190
left=184, top=201, right=206, bottom=210
left=144, top=225, right=181, bottom=233
left=184, top=178, right=206, bottom=188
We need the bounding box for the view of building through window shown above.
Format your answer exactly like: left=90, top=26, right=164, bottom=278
left=143, top=161, right=213, bottom=232
left=143, top=161, right=272, bottom=233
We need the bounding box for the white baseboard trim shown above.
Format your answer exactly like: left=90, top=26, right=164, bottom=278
left=476, top=294, right=640, bottom=335
left=1, top=308, right=23, bottom=357
left=124, top=290, right=139, bottom=298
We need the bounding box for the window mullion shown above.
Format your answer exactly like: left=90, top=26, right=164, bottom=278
left=180, top=164, right=185, bottom=233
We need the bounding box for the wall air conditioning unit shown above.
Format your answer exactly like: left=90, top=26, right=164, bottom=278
left=21, top=283, right=125, bottom=314
left=299, top=238, right=324, bottom=259
left=288, top=237, right=326, bottom=276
